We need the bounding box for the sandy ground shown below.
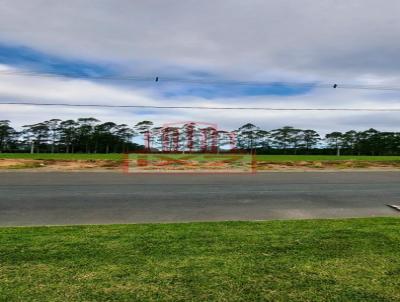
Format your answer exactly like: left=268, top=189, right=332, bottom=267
left=0, top=159, right=121, bottom=171
left=1, top=158, right=400, bottom=172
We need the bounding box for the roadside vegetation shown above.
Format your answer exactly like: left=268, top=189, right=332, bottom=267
left=1, top=217, right=399, bottom=301
left=2, top=119, right=400, bottom=156
left=1, top=154, right=400, bottom=171
left=0, top=153, right=124, bottom=160
left=1, top=153, right=400, bottom=161
left=2, top=117, right=400, bottom=170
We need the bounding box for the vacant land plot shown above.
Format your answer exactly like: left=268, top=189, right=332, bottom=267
left=1, top=153, right=400, bottom=171
left=0, top=218, right=399, bottom=301
left=1, top=153, right=400, bottom=161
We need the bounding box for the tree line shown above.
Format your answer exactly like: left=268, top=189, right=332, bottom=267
left=0, top=118, right=140, bottom=154
left=0, top=118, right=399, bottom=155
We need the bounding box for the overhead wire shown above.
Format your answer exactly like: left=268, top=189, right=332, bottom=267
left=1, top=70, right=400, bottom=111
left=1, top=69, right=400, bottom=91
left=0, top=101, right=399, bottom=111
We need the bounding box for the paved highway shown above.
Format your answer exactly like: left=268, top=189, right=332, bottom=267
left=0, top=172, right=399, bottom=226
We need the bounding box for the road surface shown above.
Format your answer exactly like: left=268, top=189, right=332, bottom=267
left=0, top=171, right=399, bottom=226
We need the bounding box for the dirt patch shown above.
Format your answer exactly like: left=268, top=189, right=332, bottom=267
left=127, top=159, right=400, bottom=173
left=0, top=159, right=122, bottom=171
left=0, top=159, right=45, bottom=169
left=255, top=160, right=400, bottom=171
left=0, top=158, right=399, bottom=172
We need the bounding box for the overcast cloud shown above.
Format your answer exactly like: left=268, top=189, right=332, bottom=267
left=0, top=0, right=400, bottom=133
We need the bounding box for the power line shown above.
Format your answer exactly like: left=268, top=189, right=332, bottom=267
left=1, top=69, right=400, bottom=91
left=1, top=101, right=400, bottom=111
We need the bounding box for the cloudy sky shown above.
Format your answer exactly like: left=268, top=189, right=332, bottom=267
left=1, top=0, right=400, bottom=133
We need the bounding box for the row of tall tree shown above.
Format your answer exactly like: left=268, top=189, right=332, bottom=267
left=0, top=118, right=141, bottom=154
left=1, top=119, right=400, bottom=155
left=235, top=124, right=400, bottom=155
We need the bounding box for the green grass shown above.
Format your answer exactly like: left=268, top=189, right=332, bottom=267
left=1, top=153, right=400, bottom=162
left=0, top=153, right=124, bottom=160
left=1, top=218, right=400, bottom=301
left=255, top=155, right=400, bottom=162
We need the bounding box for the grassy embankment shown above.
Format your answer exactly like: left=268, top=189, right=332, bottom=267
left=0, top=217, right=399, bottom=301
left=1, top=153, right=400, bottom=161
left=1, top=153, right=400, bottom=170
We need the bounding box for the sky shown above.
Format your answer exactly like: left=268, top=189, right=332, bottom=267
left=1, top=0, right=400, bottom=134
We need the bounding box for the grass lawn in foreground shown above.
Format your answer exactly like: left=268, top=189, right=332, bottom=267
left=1, top=153, right=400, bottom=162
left=1, top=217, right=399, bottom=301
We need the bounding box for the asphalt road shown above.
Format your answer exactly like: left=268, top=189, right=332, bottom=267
left=0, top=171, right=399, bottom=226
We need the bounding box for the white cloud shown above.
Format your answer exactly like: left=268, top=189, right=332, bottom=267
left=1, top=1, right=400, bottom=78
left=0, top=1, right=400, bottom=133
left=1, top=63, right=400, bottom=134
